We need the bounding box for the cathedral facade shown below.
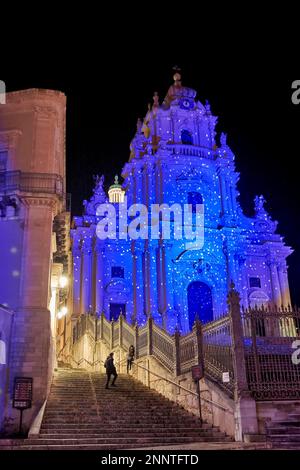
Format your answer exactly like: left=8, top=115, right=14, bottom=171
left=71, top=73, right=292, bottom=333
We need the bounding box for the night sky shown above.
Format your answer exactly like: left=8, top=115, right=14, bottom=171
left=3, top=51, right=300, bottom=304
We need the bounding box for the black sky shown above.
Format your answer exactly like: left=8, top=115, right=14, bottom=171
left=2, top=33, right=300, bottom=304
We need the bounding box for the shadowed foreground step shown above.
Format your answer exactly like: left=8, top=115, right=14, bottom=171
left=4, top=368, right=234, bottom=450
left=267, top=413, right=300, bottom=449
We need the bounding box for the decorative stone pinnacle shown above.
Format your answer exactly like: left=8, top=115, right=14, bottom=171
left=136, top=118, right=142, bottom=133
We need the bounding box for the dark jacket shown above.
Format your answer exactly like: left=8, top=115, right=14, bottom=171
left=127, top=346, right=135, bottom=360
left=105, top=356, right=116, bottom=374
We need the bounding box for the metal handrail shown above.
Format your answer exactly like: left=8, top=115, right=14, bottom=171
left=59, top=354, right=103, bottom=368
left=57, top=337, right=70, bottom=359
left=131, top=361, right=229, bottom=412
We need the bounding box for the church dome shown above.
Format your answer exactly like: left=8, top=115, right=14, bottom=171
left=108, top=175, right=125, bottom=203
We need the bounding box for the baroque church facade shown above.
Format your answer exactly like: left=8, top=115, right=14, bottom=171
left=71, top=72, right=292, bottom=334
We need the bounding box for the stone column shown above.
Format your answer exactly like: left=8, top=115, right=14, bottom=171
left=145, top=243, right=159, bottom=324
left=227, top=284, right=258, bottom=441
left=157, top=241, right=166, bottom=316
left=72, top=238, right=82, bottom=316
left=217, top=167, right=229, bottom=216
left=268, top=260, right=282, bottom=307
left=237, top=256, right=249, bottom=309
left=164, top=243, right=174, bottom=311
left=95, top=241, right=104, bottom=315
left=143, top=245, right=151, bottom=317
left=132, top=242, right=144, bottom=325
left=164, top=242, right=176, bottom=331
left=134, top=164, right=143, bottom=205
left=278, top=263, right=291, bottom=307
left=81, top=238, right=92, bottom=314
left=147, top=160, right=156, bottom=205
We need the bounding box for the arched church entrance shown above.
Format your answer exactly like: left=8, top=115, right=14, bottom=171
left=187, top=281, right=213, bottom=330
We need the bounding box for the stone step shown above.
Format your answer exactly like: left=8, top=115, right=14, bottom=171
left=23, top=436, right=232, bottom=446
left=268, top=427, right=300, bottom=435
left=42, top=419, right=200, bottom=425
left=40, top=423, right=215, bottom=430
left=270, top=420, right=300, bottom=427
left=39, top=431, right=223, bottom=439
left=42, top=410, right=198, bottom=416
left=270, top=434, right=300, bottom=443
left=33, top=367, right=232, bottom=449
left=45, top=403, right=187, bottom=408
left=0, top=442, right=223, bottom=451
left=272, top=443, right=300, bottom=450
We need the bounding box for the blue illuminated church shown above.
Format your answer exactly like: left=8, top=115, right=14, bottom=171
left=71, top=71, right=292, bottom=333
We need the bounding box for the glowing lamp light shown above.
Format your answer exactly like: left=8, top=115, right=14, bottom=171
left=57, top=306, right=68, bottom=319
left=59, top=275, right=68, bottom=288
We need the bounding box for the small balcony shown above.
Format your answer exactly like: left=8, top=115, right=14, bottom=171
left=0, top=170, right=64, bottom=197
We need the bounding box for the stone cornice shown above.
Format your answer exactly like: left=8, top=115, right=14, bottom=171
left=20, top=195, right=58, bottom=210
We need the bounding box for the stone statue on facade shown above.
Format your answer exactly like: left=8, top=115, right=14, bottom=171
left=83, top=175, right=107, bottom=215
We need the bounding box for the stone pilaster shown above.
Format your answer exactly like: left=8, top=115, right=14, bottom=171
left=131, top=242, right=144, bottom=325
left=95, top=241, right=104, bottom=315
left=278, top=263, right=291, bottom=307
left=157, top=241, right=166, bottom=316
left=268, top=260, right=282, bottom=307
left=72, top=238, right=82, bottom=316
left=81, top=238, right=92, bottom=314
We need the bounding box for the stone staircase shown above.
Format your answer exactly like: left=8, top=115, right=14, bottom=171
left=267, top=413, right=300, bottom=449
left=10, top=367, right=233, bottom=450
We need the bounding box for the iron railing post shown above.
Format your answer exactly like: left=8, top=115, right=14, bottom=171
left=227, top=282, right=249, bottom=395
left=134, top=322, right=139, bottom=359
left=147, top=316, right=153, bottom=356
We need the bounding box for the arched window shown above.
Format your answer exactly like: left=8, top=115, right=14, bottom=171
left=181, top=129, right=193, bottom=145
left=188, top=192, right=203, bottom=214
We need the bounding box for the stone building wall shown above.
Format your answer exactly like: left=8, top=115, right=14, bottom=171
left=0, top=89, right=67, bottom=433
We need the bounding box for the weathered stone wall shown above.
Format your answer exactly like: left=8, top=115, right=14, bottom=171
left=0, top=89, right=66, bottom=434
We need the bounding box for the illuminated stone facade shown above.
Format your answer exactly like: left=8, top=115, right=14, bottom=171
left=71, top=73, right=292, bottom=334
